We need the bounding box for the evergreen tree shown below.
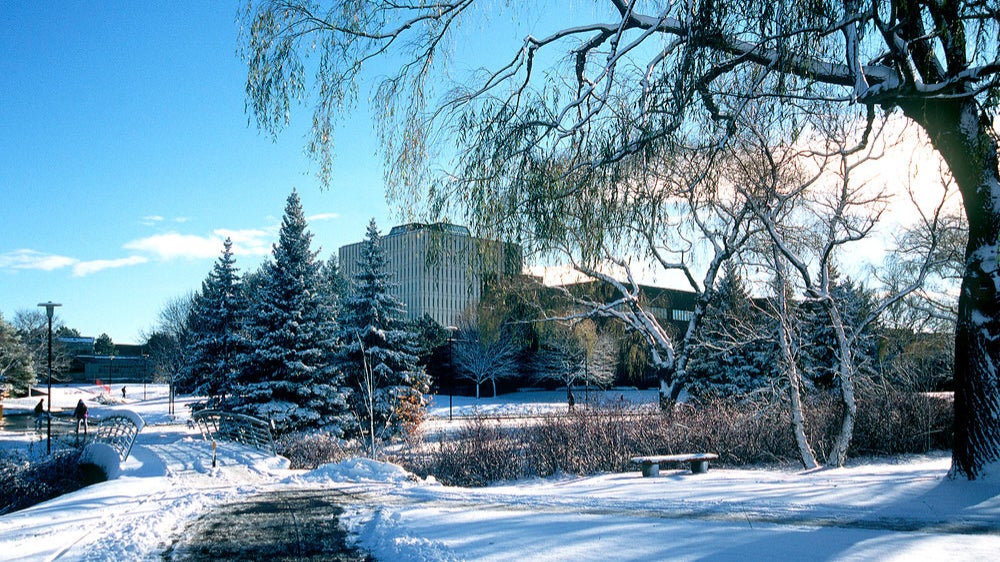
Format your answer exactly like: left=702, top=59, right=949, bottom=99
left=94, top=333, right=116, bottom=356
left=686, top=268, right=776, bottom=398
left=233, top=190, right=348, bottom=434
left=320, top=254, right=348, bottom=312
left=177, top=238, right=246, bottom=400
left=0, top=313, right=35, bottom=397
left=336, top=219, right=429, bottom=444
left=798, top=273, right=879, bottom=389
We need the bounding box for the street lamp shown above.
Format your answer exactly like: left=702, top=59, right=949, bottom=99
left=446, top=326, right=458, bottom=422
left=37, top=302, right=61, bottom=455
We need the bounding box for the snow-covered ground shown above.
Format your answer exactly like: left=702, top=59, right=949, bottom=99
left=2, top=385, right=999, bottom=561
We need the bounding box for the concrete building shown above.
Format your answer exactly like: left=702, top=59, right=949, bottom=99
left=339, top=223, right=523, bottom=327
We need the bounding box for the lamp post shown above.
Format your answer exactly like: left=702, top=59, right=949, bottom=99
left=142, top=352, right=148, bottom=400
left=446, top=326, right=457, bottom=422
left=37, top=302, right=61, bottom=455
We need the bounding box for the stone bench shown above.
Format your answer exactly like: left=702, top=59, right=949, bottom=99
left=630, top=453, right=719, bottom=476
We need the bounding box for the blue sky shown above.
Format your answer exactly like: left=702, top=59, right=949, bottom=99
left=1, top=2, right=391, bottom=343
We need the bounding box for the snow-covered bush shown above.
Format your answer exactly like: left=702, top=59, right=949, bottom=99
left=79, top=442, right=121, bottom=483
left=0, top=450, right=84, bottom=515
left=275, top=431, right=354, bottom=470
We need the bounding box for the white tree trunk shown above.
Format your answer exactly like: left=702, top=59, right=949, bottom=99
left=773, top=250, right=819, bottom=470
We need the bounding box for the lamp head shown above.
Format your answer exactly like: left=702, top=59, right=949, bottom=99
left=36, top=302, right=62, bottom=320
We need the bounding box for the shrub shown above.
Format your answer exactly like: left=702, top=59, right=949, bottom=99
left=0, top=450, right=85, bottom=515
left=275, top=432, right=354, bottom=470
left=408, top=417, right=527, bottom=487
left=401, top=391, right=954, bottom=487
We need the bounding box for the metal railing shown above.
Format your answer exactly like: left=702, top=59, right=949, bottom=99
left=191, top=410, right=276, bottom=455
left=94, top=413, right=144, bottom=462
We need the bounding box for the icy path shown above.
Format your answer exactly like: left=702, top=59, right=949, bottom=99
left=0, top=425, right=287, bottom=561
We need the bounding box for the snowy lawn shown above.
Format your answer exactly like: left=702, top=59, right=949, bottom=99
left=1, top=385, right=999, bottom=561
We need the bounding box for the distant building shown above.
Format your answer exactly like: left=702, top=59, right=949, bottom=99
left=57, top=337, right=154, bottom=384
left=339, top=223, right=523, bottom=327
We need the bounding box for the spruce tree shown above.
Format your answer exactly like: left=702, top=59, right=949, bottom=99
left=177, top=238, right=246, bottom=401
left=234, top=190, right=348, bottom=434
left=686, top=268, right=776, bottom=398
left=798, top=272, right=879, bottom=389
left=337, top=219, right=429, bottom=444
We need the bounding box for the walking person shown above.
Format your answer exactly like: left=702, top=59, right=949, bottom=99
left=33, top=399, right=46, bottom=431
left=73, top=399, right=89, bottom=436
left=121, top=386, right=126, bottom=400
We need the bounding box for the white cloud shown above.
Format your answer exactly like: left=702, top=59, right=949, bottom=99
left=308, top=212, right=340, bottom=222
left=124, top=227, right=276, bottom=261
left=214, top=228, right=273, bottom=256
left=141, top=215, right=165, bottom=226
left=72, top=256, right=149, bottom=277
left=0, top=249, right=78, bottom=272
left=124, top=233, right=227, bottom=260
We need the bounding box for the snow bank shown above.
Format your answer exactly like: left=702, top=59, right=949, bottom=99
left=284, top=457, right=415, bottom=486
left=346, top=507, right=458, bottom=562
left=80, top=442, right=122, bottom=481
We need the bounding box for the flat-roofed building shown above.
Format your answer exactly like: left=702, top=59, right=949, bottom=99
left=339, top=223, right=523, bottom=327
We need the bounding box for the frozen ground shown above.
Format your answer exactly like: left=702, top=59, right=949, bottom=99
left=1, top=385, right=999, bottom=561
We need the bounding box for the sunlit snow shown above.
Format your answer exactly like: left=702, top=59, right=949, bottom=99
left=1, top=385, right=998, bottom=561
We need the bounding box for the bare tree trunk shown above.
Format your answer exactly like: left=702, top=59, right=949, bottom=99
left=773, top=250, right=819, bottom=470
left=825, top=302, right=857, bottom=468
left=904, top=99, right=1000, bottom=479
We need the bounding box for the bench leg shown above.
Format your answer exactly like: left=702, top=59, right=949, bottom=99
left=640, top=461, right=660, bottom=477
left=689, top=460, right=710, bottom=474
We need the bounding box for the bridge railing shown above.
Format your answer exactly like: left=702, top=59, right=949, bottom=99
left=191, top=410, right=276, bottom=455
left=94, top=411, right=145, bottom=462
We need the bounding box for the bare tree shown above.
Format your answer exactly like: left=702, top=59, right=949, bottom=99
left=740, top=115, right=953, bottom=467
left=242, top=1, right=1000, bottom=478
left=143, top=293, right=196, bottom=384
left=452, top=324, right=520, bottom=399
left=13, top=309, right=72, bottom=382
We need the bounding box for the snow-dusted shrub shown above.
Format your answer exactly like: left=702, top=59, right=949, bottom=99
left=276, top=431, right=354, bottom=470
left=412, top=416, right=527, bottom=487
left=0, top=450, right=84, bottom=515
left=853, top=391, right=953, bottom=455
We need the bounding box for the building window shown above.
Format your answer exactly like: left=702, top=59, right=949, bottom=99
left=672, top=309, right=694, bottom=322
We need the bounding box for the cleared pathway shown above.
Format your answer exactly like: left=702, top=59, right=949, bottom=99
left=161, top=487, right=372, bottom=561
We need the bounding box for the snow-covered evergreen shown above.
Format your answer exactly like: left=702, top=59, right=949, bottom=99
left=176, top=238, right=246, bottom=400
left=232, top=190, right=349, bottom=434
left=686, top=269, right=776, bottom=398
left=797, top=273, right=879, bottom=389
left=336, top=219, right=429, bottom=442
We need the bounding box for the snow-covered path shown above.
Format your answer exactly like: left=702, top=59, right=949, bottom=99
left=291, top=454, right=1000, bottom=562
left=0, top=425, right=287, bottom=561
left=2, top=386, right=1000, bottom=561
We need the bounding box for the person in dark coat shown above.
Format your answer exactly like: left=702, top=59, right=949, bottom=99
left=121, top=386, right=127, bottom=400
left=73, top=399, right=89, bottom=435
left=34, top=399, right=46, bottom=430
